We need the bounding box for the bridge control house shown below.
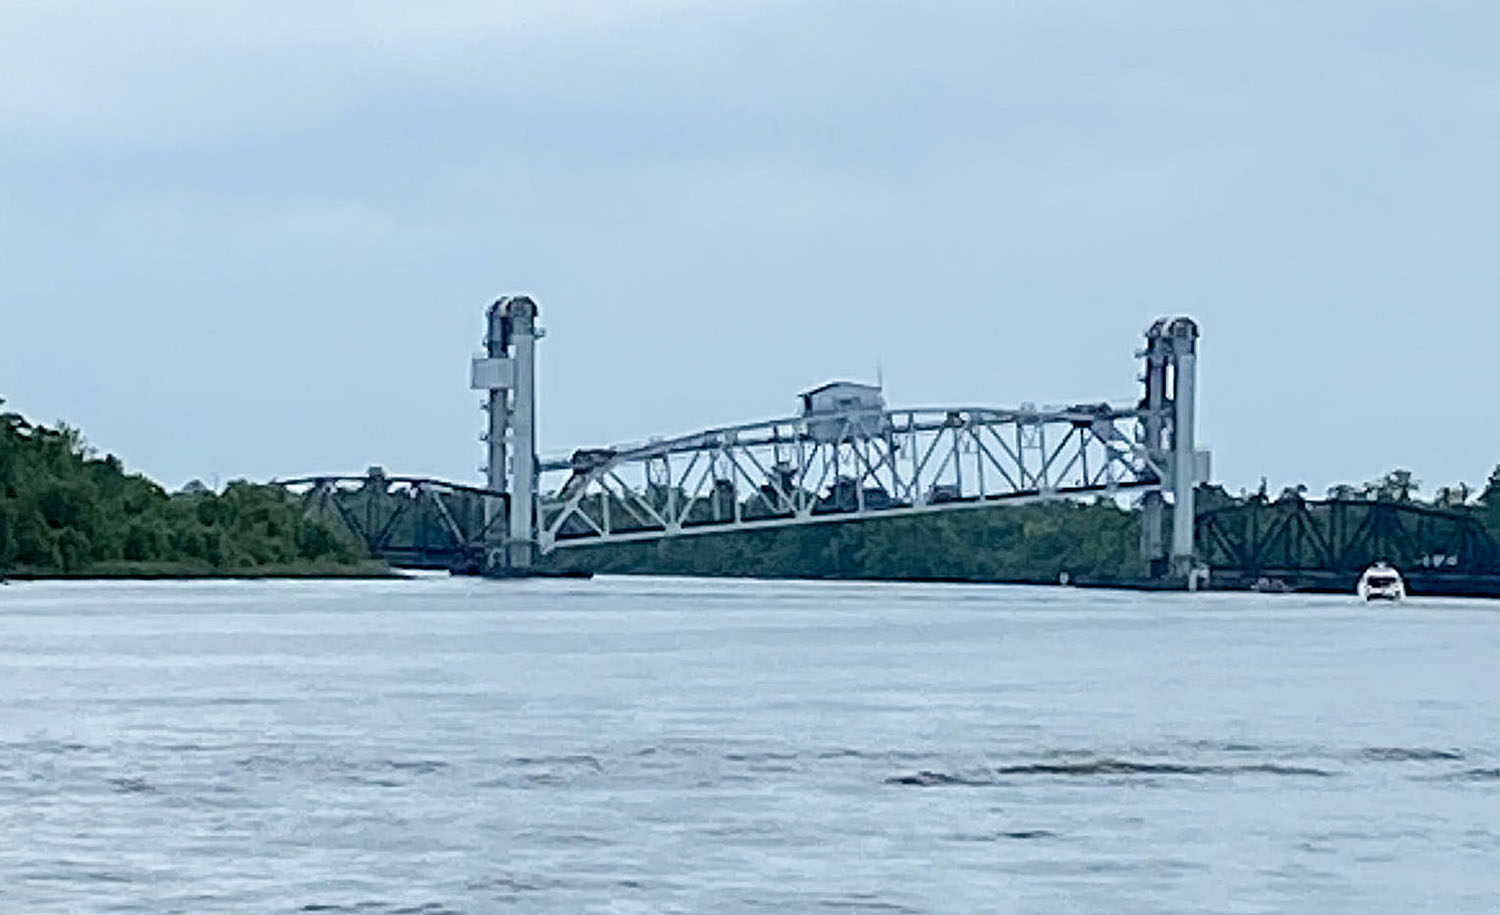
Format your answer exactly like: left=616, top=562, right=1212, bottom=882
left=800, top=381, right=887, bottom=443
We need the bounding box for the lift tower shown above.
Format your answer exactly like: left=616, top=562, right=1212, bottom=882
left=470, top=296, right=542, bottom=572
left=1138, top=317, right=1206, bottom=581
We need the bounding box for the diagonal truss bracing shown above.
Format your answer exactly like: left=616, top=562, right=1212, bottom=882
left=537, top=404, right=1165, bottom=553
left=275, top=475, right=508, bottom=569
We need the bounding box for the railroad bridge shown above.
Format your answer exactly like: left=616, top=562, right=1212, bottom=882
left=1198, top=496, right=1500, bottom=594
left=275, top=296, right=1500, bottom=592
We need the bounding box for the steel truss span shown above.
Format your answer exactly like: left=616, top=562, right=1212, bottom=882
left=274, top=474, right=505, bottom=570
left=537, top=404, right=1165, bottom=552
left=1197, top=497, right=1500, bottom=578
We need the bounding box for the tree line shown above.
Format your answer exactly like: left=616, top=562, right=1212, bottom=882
left=0, top=399, right=370, bottom=576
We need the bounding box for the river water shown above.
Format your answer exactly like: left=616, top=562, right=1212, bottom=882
left=1, top=577, right=1498, bottom=913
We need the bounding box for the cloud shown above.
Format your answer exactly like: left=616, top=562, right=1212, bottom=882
left=0, top=0, right=759, bottom=145
left=3, top=0, right=1500, bottom=490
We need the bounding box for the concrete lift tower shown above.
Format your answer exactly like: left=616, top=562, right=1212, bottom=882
left=1138, top=316, right=1205, bottom=581
left=469, top=296, right=542, bottom=572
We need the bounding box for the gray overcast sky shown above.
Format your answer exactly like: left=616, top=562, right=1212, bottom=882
left=3, top=0, right=1498, bottom=495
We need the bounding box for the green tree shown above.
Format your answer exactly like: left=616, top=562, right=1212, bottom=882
left=0, top=396, right=371, bottom=576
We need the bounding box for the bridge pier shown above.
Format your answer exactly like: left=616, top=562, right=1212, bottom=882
left=471, top=295, right=542, bottom=575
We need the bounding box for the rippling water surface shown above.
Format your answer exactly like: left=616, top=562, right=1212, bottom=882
left=2, top=576, right=1499, bottom=913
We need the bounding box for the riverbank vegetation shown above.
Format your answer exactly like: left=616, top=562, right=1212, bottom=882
left=0, top=399, right=377, bottom=577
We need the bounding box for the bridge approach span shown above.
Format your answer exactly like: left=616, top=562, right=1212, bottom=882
left=274, top=473, right=507, bottom=572
left=1197, top=496, right=1500, bottom=593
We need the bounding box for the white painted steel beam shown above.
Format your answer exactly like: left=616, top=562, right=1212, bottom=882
left=535, top=405, right=1168, bottom=555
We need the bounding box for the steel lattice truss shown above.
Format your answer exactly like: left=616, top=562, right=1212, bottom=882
left=537, top=404, right=1165, bottom=552
left=276, top=474, right=505, bottom=570
left=1197, top=498, right=1500, bottom=575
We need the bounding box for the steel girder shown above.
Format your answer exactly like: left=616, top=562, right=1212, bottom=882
left=536, top=404, right=1164, bottom=553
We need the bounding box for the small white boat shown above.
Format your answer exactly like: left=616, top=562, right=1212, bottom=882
left=1357, top=562, right=1406, bottom=601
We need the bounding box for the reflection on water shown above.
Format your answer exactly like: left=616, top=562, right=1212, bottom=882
left=2, top=577, right=1499, bottom=913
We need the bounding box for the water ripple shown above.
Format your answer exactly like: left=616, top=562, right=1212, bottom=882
left=887, top=759, right=1336, bottom=785
left=817, top=892, right=922, bottom=913
left=1362, top=747, right=1466, bottom=762
left=1440, top=768, right=1500, bottom=782
left=948, top=829, right=1058, bottom=841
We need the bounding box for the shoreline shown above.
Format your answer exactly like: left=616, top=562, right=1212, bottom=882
left=6, top=567, right=1499, bottom=599
left=1, top=554, right=402, bottom=582
left=1, top=566, right=404, bottom=582
left=554, top=568, right=1500, bottom=599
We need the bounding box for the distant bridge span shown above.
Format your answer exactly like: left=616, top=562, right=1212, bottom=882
left=274, top=473, right=506, bottom=573
left=535, top=404, right=1163, bottom=551
left=278, top=297, right=1209, bottom=581
left=275, top=468, right=1500, bottom=594
left=271, top=300, right=1500, bottom=594
left=277, top=402, right=1168, bottom=572
left=1197, top=496, right=1500, bottom=593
